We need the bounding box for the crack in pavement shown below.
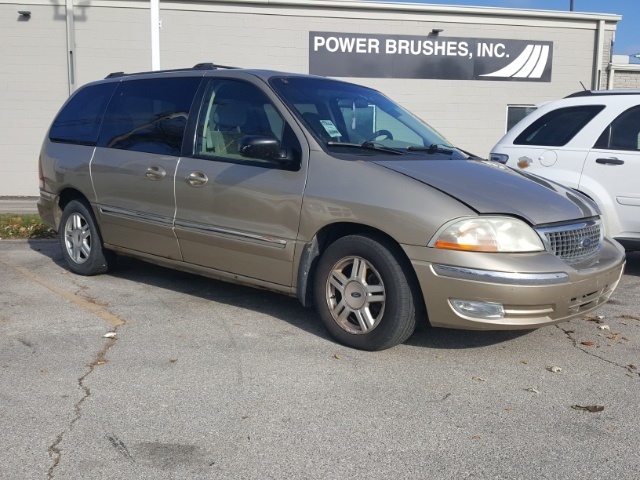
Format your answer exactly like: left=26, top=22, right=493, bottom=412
left=0, top=257, right=129, bottom=478
left=556, top=324, right=640, bottom=378
left=47, top=333, right=121, bottom=479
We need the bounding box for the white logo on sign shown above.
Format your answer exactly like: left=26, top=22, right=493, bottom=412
left=480, top=45, right=550, bottom=79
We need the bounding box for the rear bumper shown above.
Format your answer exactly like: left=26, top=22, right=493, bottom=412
left=37, top=191, right=60, bottom=231
left=406, top=240, right=625, bottom=330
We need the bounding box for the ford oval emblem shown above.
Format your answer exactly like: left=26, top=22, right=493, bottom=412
left=351, top=292, right=362, bottom=298
left=580, top=237, right=592, bottom=249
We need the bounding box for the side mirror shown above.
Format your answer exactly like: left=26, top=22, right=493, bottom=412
left=238, top=135, right=289, bottom=164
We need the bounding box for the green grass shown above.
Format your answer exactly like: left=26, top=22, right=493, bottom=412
left=0, top=214, right=56, bottom=239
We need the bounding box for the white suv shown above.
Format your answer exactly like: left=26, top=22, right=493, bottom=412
left=490, top=90, right=640, bottom=251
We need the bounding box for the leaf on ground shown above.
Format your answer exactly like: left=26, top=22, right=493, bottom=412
left=333, top=354, right=341, bottom=360
left=546, top=366, right=562, bottom=373
left=571, top=405, right=604, bottom=413
left=472, top=376, right=486, bottom=382
left=524, top=387, right=540, bottom=394
left=627, top=364, right=638, bottom=370
left=581, top=341, right=595, bottom=346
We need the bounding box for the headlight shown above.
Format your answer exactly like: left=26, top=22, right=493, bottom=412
left=489, top=153, right=509, bottom=164
left=430, top=217, right=544, bottom=253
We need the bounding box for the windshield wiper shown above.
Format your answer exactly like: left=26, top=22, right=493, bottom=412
left=326, top=141, right=404, bottom=155
left=406, top=143, right=454, bottom=155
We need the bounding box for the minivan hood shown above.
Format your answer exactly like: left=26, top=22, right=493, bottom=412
left=373, top=159, right=598, bottom=225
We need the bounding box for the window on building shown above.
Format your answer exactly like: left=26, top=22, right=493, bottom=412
left=514, top=105, right=605, bottom=147
left=49, top=83, right=117, bottom=146
left=98, top=77, right=201, bottom=155
left=506, top=105, right=537, bottom=132
left=595, top=105, right=640, bottom=151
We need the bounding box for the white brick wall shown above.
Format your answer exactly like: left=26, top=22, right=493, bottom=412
left=0, top=1, right=618, bottom=196
left=614, top=71, right=640, bottom=89
left=0, top=4, right=68, bottom=196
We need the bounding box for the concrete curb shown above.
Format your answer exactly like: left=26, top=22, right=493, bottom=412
left=0, top=197, right=39, bottom=215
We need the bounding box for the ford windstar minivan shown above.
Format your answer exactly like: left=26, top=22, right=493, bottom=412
left=38, top=64, right=625, bottom=350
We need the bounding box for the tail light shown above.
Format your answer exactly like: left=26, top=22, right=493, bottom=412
left=38, top=155, right=44, bottom=190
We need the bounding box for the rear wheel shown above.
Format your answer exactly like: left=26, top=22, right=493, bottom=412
left=59, top=199, right=114, bottom=275
left=314, top=234, right=417, bottom=351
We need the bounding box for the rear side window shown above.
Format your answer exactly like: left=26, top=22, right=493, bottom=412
left=595, top=105, right=640, bottom=151
left=514, top=105, right=604, bottom=147
left=98, top=77, right=201, bottom=155
left=49, top=83, right=117, bottom=145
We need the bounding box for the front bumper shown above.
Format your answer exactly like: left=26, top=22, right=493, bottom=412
left=405, top=239, right=625, bottom=330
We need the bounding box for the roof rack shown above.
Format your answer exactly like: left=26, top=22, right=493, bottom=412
left=565, top=89, right=640, bottom=98
left=105, top=62, right=237, bottom=79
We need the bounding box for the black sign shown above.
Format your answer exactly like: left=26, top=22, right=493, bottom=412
left=310, top=32, right=553, bottom=82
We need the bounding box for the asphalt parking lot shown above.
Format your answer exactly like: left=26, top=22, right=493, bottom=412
left=1, top=239, right=639, bottom=479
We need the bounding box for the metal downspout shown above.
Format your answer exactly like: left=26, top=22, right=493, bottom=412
left=608, top=64, right=615, bottom=89
left=593, top=19, right=605, bottom=90
left=151, top=0, right=161, bottom=70
left=65, top=0, right=76, bottom=94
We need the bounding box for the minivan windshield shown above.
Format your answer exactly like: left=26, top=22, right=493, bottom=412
left=270, top=76, right=468, bottom=158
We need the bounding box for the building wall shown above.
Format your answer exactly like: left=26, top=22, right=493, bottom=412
left=0, top=3, right=68, bottom=197
left=612, top=71, right=640, bottom=89
left=0, top=0, right=619, bottom=196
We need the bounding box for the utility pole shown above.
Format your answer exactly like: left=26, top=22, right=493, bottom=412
left=151, top=0, right=160, bottom=70
left=570, top=0, right=574, bottom=11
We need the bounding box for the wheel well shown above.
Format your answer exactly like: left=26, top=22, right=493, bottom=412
left=58, top=188, right=88, bottom=210
left=47, top=188, right=89, bottom=231
left=296, top=222, right=425, bottom=316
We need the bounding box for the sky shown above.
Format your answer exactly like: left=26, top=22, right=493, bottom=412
left=390, top=1, right=640, bottom=57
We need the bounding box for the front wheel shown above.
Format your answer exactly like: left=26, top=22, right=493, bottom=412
left=313, top=234, right=417, bottom=351
left=59, top=199, right=115, bottom=276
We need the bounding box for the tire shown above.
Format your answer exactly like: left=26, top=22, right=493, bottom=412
left=59, top=199, right=115, bottom=276
left=313, top=234, right=417, bottom=351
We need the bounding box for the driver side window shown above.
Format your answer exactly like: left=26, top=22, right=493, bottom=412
left=195, top=79, right=300, bottom=165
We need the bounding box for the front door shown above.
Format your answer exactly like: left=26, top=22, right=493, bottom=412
left=581, top=105, right=640, bottom=239
left=174, top=78, right=308, bottom=287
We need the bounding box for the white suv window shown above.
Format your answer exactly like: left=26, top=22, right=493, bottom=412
left=514, top=105, right=604, bottom=147
left=595, top=106, right=640, bottom=151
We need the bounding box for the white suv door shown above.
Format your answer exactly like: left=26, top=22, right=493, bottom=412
left=581, top=105, right=640, bottom=246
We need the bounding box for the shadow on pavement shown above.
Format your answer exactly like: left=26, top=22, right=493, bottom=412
left=28, top=239, right=537, bottom=350
left=623, top=251, right=640, bottom=277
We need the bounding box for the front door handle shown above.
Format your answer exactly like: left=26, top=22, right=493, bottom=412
left=145, top=166, right=167, bottom=180
left=186, top=171, right=208, bottom=187
left=596, top=157, right=624, bottom=166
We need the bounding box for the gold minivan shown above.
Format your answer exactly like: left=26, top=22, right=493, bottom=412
left=38, top=64, right=625, bottom=350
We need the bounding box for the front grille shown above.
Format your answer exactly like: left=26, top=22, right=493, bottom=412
left=537, top=219, right=603, bottom=264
